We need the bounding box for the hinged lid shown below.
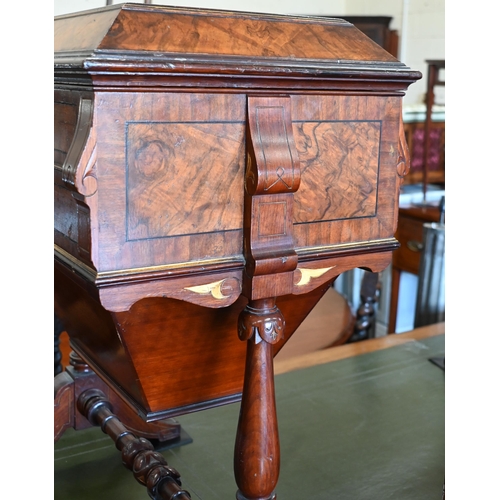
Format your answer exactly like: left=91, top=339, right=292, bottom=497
left=54, top=3, right=420, bottom=89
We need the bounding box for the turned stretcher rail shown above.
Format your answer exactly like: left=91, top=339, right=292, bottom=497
left=77, top=389, right=192, bottom=500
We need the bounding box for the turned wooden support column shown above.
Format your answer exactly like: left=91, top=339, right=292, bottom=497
left=235, top=299, right=284, bottom=500
left=235, top=95, right=300, bottom=499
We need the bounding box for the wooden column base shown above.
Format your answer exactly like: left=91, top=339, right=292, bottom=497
left=236, top=492, right=277, bottom=500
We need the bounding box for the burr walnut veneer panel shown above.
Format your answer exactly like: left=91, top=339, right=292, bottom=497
left=55, top=92, right=400, bottom=274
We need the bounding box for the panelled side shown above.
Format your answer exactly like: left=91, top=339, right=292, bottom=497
left=92, top=91, right=247, bottom=273
left=291, top=94, right=402, bottom=250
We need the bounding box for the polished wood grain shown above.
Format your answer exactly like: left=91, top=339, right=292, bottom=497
left=54, top=354, right=183, bottom=446
left=56, top=259, right=333, bottom=419
left=294, top=120, right=380, bottom=222
left=291, top=94, right=403, bottom=250
left=57, top=285, right=357, bottom=384
left=55, top=4, right=397, bottom=65
left=235, top=300, right=284, bottom=500
left=54, top=5, right=420, bottom=498
left=127, top=121, right=244, bottom=239
left=243, top=96, right=299, bottom=300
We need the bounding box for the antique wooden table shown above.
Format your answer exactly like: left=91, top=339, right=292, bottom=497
left=54, top=4, right=420, bottom=499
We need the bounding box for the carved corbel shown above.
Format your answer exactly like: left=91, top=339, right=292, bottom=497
left=397, top=114, right=410, bottom=183
left=242, top=95, right=301, bottom=300
left=62, top=97, right=97, bottom=197
left=61, top=95, right=98, bottom=264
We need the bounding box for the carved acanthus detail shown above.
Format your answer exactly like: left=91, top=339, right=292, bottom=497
left=238, top=302, right=285, bottom=344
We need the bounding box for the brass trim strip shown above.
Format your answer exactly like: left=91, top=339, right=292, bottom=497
left=54, top=245, right=97, bottom=282
left=55, top=238, right=395, bottom=285
left=296, top=238, right=399, bottom=257
left=54, top=244, right=245, bottom=284
left=97, top=256, right=245, bottom=279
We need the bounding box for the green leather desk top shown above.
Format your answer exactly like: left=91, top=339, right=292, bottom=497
left=54, top=332, right=445, bottom=499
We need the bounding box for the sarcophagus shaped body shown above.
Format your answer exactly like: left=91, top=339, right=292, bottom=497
left=55, top=4, right=419, bottom=496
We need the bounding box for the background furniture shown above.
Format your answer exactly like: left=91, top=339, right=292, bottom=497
left=388, top=60, right=445, bottom=333
left=421, top=60, right=445, bottom=199
left=338, top=16, right=399, bottom=58
left=403, top=119, right=445, bottom=186
left=388, top=204, right=441, bottom=333
left=414, top=218, right=445, bottom=327
left=402, top=60, right=445, bottom=190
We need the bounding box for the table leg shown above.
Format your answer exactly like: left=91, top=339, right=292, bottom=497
left=234, top=299, right=284, bottom=500
left=388, top=266, right=401, bottom=333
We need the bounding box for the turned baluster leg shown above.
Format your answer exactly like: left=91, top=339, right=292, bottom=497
left=236, top=95, right=300, bottom=498
left=77, top=389, right=191, bottom=500
left=234, top=299, right=284, bottom=500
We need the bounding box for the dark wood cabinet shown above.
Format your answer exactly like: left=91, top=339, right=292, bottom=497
left=54, top=4, right=420, bottom=498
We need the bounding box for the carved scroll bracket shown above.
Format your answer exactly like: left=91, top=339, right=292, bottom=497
left=243, top=96, right=301, bottom=301
left=60, top=96, right=98, bottom=267
left=62, top=97, right=98, bottom=198
left=397, top=114, right=410, bottom=183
